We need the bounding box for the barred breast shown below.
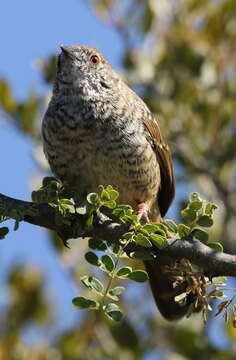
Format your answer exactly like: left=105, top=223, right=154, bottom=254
left=42, top=101, right=161, bottom=220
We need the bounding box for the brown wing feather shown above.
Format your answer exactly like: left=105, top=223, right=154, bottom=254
left=143, top=118, right=195, bottom=321
left=143, top=117, right=175, bottom=217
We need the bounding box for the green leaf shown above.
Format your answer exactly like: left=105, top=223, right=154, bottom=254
left=150, top=234, right=167, bottom=248
left=59, top=199, right=74, bottom=206
left=163, top=219, right=178, bottom=233
left=177, top=224, right=190, bottom=238
left=105, top=185, right=113, bottom=192
left=208, top=242, right=223, bottom=252
left=108, top=286, right=125, bottom=301
left=215, top=300, right=230, bottom=316
left=85, top=214, right=94, bottom=227
left=128, top=270, right=148, bottom=282
left=110, top=286, right=125, bottom=296
left=181, top=208, right=197, bottom=223
left=189, top=192, right=202, bottom=202
left=104, top=303, right=123, bottom=322
left=48, top=180, right=60, bottom=190
left=42, top=176, right=58, bottom=187
left=135, top=225, right=149, bottom=236
left=134, top=233, right=152, bottom=247
left=189, top=200, right=203, bottom=211
left=142, top=223, right=167, bottom=236
left=107, top=243, right=122, bottom=256
left=76, top=205, right=87, bottom=215
left=211, top=276, right=227, bottom=285
left=81, top=276, right=104, bottom=294
left=116, top=266, right=132, bottom=278
left=112, top=205, right=133, bottom=218
left=59, top=199, right=75, bottom=213
left=197, top=215, right=213, bottom=227
left=88, top=238, right=107, bottom=251
left=0, top=227, right=9, bottom=239
left=142, top=224, right=160, bottom=233
left=192, top=228, right=209, bottom=243
left=205, top=203, right=217, bottom=216
left=129, top=251, right=154, bottom=260
left=209, top=291, right=226, bottom=299
left=86, top=193, right=98, bottom=205
left=100, top=189, right=110, bottom=201
left=101, top=254, right=115, bottom=272
left=156, top=223, right=169, bottom=235
left=103, top=200, right=116, bottom=208
left=122, top=232, right=135, bottom=241
left=72, top=296, right=99, bottom=310
left=107, top=188, right=119, bottom=201
left=85, top=252, right=100, bottom=267
left=123, top=214, right=138, bottom=225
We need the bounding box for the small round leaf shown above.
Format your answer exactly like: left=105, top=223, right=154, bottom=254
left=72, top=296, right=99, bottom=309
left=177, top=224, right=190, bottom=238
left=189, top=192, right=202, bottom=202
left=0, top=227, right=9, bottom=239
left=108, top=286, right=125, bottom=301
left=135, top=233, right=152, bottom=247
left=163, top=219, right=178, bottom=233
left=81, top=276, right=104, bottom=294
left=88, top=238, right=107, bottom=251
left=104, top=303, right=123, bottom=322
left=101, top=254, right=115, bottom=272
left=150, top=234, right=167, bottom=249
left=181, top=208, right=197, bottom=223
left=87, top=193, right=98, bottom=205
left=192, top=228, right=208, bottom=243
left=116, top=266, right=132, bottom=278
left=189, top=201, right=203, bottom=211
left=208, top=242, right=223, bottom=252
left=128, top=270, right=148, bottom=282
left=197, top=215, right=213, bottom=227
left=108, top=189, right=119, bottom=201
left=205, top=203, right=217, bottom=216
left=85, top=252, right=100, bottom=267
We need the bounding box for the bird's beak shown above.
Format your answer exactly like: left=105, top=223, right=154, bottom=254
left=60, top=45, right=70, bottom=55
left=60, top=45, right=75, bottom=60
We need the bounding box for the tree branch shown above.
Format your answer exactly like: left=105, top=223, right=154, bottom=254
left=1, top=192, right=236, bottom=277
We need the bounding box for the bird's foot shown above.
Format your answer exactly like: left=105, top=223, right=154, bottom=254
left=135, top=202, right=150, bottom=223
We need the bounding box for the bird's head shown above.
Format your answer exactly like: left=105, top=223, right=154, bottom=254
left=55, top=45, right=118, bottom=98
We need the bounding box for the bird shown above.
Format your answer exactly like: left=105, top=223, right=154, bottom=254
left=42, top=45, right=193, bottom=320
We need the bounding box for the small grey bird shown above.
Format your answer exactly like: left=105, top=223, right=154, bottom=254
left=42, top=45, right=193, bottom=320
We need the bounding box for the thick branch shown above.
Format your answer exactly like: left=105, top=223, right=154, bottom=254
left=1, top=192, right=236, bottom=277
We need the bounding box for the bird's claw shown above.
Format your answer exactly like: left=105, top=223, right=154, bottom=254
left=135, top=202, right=150, bottom=223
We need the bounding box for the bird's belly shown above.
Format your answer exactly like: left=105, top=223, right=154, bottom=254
left=45, top=130, right=160, bottom=208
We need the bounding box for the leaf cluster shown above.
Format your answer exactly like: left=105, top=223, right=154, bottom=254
left=0, top=178, right=228, bottom=323
left=73, top=238, right=148, bottom=321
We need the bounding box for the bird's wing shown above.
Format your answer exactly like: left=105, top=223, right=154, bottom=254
left=143, top=116, right=175, bottom=217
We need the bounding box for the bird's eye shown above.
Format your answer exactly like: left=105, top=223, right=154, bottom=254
left=89, top=54, right=100, bottom=66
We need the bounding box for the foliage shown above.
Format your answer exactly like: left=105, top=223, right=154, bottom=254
left=3, top=179, right=233, bottom=325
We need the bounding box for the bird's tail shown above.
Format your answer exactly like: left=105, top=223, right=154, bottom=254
left=144, top=257, right=196, bottom=320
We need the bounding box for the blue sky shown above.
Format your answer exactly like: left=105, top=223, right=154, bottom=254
left=0, top=0, right=124, bottom=343
left=0, top=0, right=123, bottom=100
